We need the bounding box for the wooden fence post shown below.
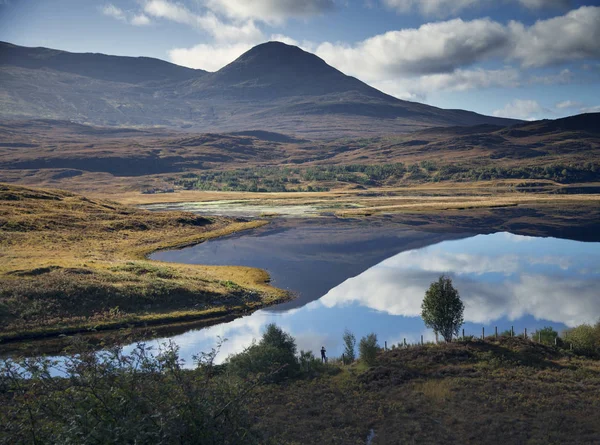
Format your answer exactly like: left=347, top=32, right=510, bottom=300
left=385, top=341, right=387, bottom=350
left=495, top=326, right=498, bottom=340
left=421, top=335, right=423, bottom=345
left=403, top=338, right=407, bottom=347
left=482, top=327, right=485, bottom=340
left=524, top=328, right=527, bottom=339
left=511, top=326, right=514, bottom=337
left=462, top=328, right=465, bottom=339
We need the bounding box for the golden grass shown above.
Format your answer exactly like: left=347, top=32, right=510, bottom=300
left=0, top=183, right=288, bottom=341
left=413, top=379, right=453, bottom=403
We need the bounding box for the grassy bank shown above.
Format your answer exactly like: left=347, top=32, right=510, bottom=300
left=3, top=333, right=600, bottom=444
left=0, top=183, right=288, bottom=342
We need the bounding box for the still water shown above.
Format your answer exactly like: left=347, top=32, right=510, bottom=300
left=145, top=223, right=600, bottom=365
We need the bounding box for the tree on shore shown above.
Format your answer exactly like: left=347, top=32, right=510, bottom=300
left=421, top=275, right=464, bottom=342
left=342, top=329, right=356, bottom=363
left=359, top=333, right=379, bottom=365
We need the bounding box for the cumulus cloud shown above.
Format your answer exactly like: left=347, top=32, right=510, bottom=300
left=169, top=42, right=255, bottom=71
left=310, top=6, right=599, bottom=84
left=131, top=13, right=151, bottom=25
left=206, top=0, right=335, bottom=24
left=143, top=0, right=263, bottom=42
left=102, top=4, right=151, bottom=25
left=314, top=18, right=509, bottom=79
left=492, top=99, right=545, bottom=120
left=509, top=6, right=600, bottom=67
left=416, top=68, right=521, bottom=91
left=102, top=4, right=127, bottom=21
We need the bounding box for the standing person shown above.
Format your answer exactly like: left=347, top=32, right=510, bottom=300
left=320, top=346, right=327, bottom=363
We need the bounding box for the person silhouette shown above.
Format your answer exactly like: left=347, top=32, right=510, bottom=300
left=320, top=346, right=327, bottom=363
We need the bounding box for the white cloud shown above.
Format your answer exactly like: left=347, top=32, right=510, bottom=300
left=206, top=0, right=335, bottom=24
left=312, top=6, right=600, bottom=84
left=555, top=100, right=583, bottom=109
left=509, top=6, right=600, bottom=67
left=102, top=4, right=126, bottom=21
left=493, top=99, right=544, bottom=120
left=314, top=18, right=509, bottom=79
left=102, top=4, right=151, bottom=25
left=417, top=67, right=521, bottom=91
left=143, top=0, right=263, bottom=42
left=580, top=105, right=600, bottom=113
left=169, top=42, right=254, bottom=71
left=131, top=13, right=151, bottom=26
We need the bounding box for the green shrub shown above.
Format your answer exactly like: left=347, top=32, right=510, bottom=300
left=226, top=324, right=299, bottom=381
left=565, top=323, right=600, bottom=356
left=359, top=333, right=379, bottom=366
left=1, top=340, right=260, bottom=444
left=532, top=326, right=559, bottom=345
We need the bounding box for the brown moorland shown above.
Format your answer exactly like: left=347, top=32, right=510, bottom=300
left=250, top=337, right=600, bottom=444
left=0, top=183, right=288, bottom=342
left=0, top=114, right=598, bottom=195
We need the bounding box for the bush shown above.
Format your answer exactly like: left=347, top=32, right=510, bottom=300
left=1, top=340, right=260, bottom=444
left=359, top=333, right=379, bottom=366
left=227, top=324, right=299, bottom=381
left=565, top=323, right=600, bottom=356
left=532, top=326, right=558, bottom=345
left=421, top=275, right=464, bottom=342
left=342, top=329, right=356, bottom=363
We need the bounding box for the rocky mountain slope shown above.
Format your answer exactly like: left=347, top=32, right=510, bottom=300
left=0, top=41, right=519, bottom=137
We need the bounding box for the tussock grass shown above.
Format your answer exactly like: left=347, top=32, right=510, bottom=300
left=0, top=183, right=288, bottom=341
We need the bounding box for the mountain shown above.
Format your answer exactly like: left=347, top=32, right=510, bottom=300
left=0, top=41, right=520, bottom=137
left=0, top=41, right=205, bottom=84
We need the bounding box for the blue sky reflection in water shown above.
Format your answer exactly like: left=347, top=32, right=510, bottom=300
left=140, top=232, right=600, bottom=365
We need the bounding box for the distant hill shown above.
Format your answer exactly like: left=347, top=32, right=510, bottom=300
left=0, top=41, right=205, bottom=84
left=0, top=114, right=596, bottom=186
left=0, top=41, right=521, bottom=137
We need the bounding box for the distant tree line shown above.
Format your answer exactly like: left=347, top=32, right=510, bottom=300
left=172, top=161, right=600, bottom=192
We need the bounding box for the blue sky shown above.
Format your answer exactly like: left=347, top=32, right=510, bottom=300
left=1, top=0, right=599, bottom=119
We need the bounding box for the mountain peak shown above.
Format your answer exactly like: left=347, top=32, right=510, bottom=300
left=199, top=40, right=381, bottom=99
left=234, top=41, right=323, bottom=65
left=218, top=41, right=333, bottom=79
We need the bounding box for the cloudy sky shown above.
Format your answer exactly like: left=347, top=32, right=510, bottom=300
left=1, top=0, right=599, bottom=119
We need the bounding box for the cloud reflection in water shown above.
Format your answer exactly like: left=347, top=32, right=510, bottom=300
left=133, top=232, right=600, bottom=365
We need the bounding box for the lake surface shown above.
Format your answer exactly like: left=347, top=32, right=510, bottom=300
left=146, top=221, right=600, bottom=365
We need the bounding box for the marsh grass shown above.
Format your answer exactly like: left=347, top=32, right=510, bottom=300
left=0, top=183, right=288, bottom=341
